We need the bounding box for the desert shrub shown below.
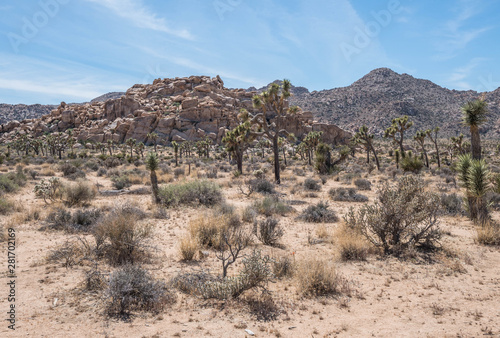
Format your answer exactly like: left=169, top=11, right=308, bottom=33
left=298, top=201, right=338, bottom=223
left=0, top=168, right=26, bottom=193
left=60, top=162, right=85, bottom=179
left=254, top=217, right=284, bottom=247
left=401, top=156, right=424, bottom=173
left=272, top=255, right=295, bottom=278
left=112, top=175, right=131, bottom=190
left=34, top=177, right=62, bottom=204
left=206, top=166, right=218, bottom=179
left=158, top=180, right=223, bottom=208
left=303, top=178, right=321, bottom=191
left=45, top=208, right=72, bottom=230
left=93, top=204, right=152, bottom=265
left=194, top=250, right=273, bottom=300
left=85, top=160, right=100, bottom=171
left=253, top=169, right=265, bottom=179
left=354, top=178, right=372, bottom=190
left=296, top=258, right=350, bottom=297
left=72, top=208, right=102, bottom=232
left=106, top=265, right=175, bottom=316
left=248, top=178, right=275, bottom=195
left=189, top=214, right=227, bottom=250
left=104, top=157, right=121, bottom=168
left=174, top=167, right=184, bottom=177
left=178, top=235, right=198, bottom=261
left=252, top=196, right=293, bottom=217
left=242, top=206, right=258, bottom=223
left=344, top=176, right=441, bottom=255
left=0, top=197, right=15, bottom=215
left=62, top=180, right=96, bottom=207
left=440, top=193, right=463, bottom=215
left=46, top=239, right=90, bottom=268
left=475, top=221, right=500, bottom=246
left=329, top=187, right=368, bottom=202
left=0, top=175, right=18, bottom=193
left=97, top=167, right=107, bottom=177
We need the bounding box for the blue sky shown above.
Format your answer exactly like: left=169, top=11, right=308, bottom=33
left=0, top=0, right=499, bottom=104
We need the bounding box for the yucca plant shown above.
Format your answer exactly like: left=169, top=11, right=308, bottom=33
left=146, top=152, right=160, bottom=204
left=461, top=98, right=488, bottom=160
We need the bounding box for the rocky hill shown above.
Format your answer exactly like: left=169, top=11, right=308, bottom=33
left=0, top=104, right=56, bottom=125
left=0, top=92, right=125, bottom=125
left=286, top=68, right=500, bottom=138
left=0, top=76, right=350, bottom=146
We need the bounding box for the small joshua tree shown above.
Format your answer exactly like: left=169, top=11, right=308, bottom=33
left=146, top=152, right=160, bottom=203
left=384, top=115, right=413, bottom=157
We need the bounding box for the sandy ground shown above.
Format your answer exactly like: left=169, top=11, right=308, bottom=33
left=1, top=162, right=499, bottom=338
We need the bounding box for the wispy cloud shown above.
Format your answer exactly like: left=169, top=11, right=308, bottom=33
left=83, top=0, right=193, bottom=40
left=446, top=57, right=487, bottom=89
left=434, top=0, right=491, bottom=60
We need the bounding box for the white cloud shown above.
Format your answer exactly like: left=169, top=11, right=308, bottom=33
left=83, top=0, right=193, bottom=40
left=446, top=57, right=487, bottom=90
left=434, top=1, right=491, bottom=60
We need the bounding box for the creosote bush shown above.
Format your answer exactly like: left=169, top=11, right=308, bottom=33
left=344, top=176, right=441, bottom=255
left=106, top=265, right=175, bottom=316
left=158, top=180, right=223, bottom=208
left=252, top=196, right=293, bottom=216
left=298, top=201, right=338, bottom=223
left=354, top=178, right=372, bottom=190
left=303, top=178, right=321, bottom=191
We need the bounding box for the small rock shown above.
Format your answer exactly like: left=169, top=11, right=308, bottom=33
left=245, top=329, right=255, bottom=336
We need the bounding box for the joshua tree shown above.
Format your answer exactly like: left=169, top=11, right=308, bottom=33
left=147, top=132, right=159, bottom=153
left=107, top=140, right=114, bottom=156
left=303, top=131, right=323, bottom=165
left=353, top=125, right=380, bottom=170
left=222, top=113, right=256, bottom=174
left=250, top=79, right=298, bottom=184
left=126, top=138, right=136, bottom=158
left=256, top=138, right=270, bottom=158
left=384, top=115, right=413, bottom=156
left=426, top=127, right=441, bottom=168
left=171, top=141, right=179, bottom=166
left=146, top=152, right=160, bottom=204
left=413, top=131, right=429, bottom=168
left=461, top=98, right=488, bottom=160
left=315, top=143, right=332, bottom=174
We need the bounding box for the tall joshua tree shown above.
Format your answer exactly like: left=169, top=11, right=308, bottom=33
left=353, top=125, right=380, bottom=170
left=384, top=115, right=413, bottom=156
left=251, top=79, right=298, bottom=184
left=461, top=98, right=488, bottom=160
left=171, top=141, right=179, bottom=167
left=222, top=110, right=256, bottom=174
left=414, top=131, right=429, bottom=168
left=147, top=132, right=159, bottom=153
left=426, top=127, right=441, bottom=168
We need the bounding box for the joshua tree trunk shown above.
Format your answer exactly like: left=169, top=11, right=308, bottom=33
left=370, top=143, right=380, bottom=170
left=273, top=137, right=280, bottom=184
left=236, top=149, right=243, bottom=174
left=282, top=147, right=287, bottom=166
left=150, top=170, right=159, bottom=203
left=470, top=125, right=481, bottom=160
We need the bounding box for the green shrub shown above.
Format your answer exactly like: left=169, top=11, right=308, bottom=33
left=303, top=178, right=321, bottom=191
left=344, top=176, right=441, bottom=255
left=0, top=197, right=15, bottom=215
left=298, top=201, right=338, bottom=223
left=440, top=193, right=463, bottom=216
left=158, top=180, right=223, bottom=208
left=248, top=179, right=275, bottom=194
left=401, top=156, right=424, bottom=173
left=252, top=196, right=293, bottom=216
left=329, top=187, right=368, bottom=202
left=112, top=175, right=131, bottom=190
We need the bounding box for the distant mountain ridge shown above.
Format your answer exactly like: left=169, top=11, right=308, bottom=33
left=2, top=68, right=500, bottom=138
left=248, top=68, right=500, bottom=138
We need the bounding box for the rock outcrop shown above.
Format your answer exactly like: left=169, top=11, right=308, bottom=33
left=0, top=76, right=350, bottom=146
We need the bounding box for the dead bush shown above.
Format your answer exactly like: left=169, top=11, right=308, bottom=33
left=296, top=258, right=351, bottom=297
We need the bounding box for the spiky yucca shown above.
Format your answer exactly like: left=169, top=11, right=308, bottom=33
left=461, top=98, right=488, bottom=160
left=146, top=152, right=160, bottom=204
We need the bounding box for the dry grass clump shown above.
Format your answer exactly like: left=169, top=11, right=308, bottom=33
left=62, top=180, right=96, bottom=207
left=178, top=234, right=198, bottom=261
left=272, top=255, right=295, bottom=278
left=296, top=257, right=351, bottom=297
left=188, top=214, right=228, bottom=250
left=334, top=224, right=373, bottom=261
left=0, top=197, right=15, bottom=215
left=476, top=221, right=500, bottom=246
